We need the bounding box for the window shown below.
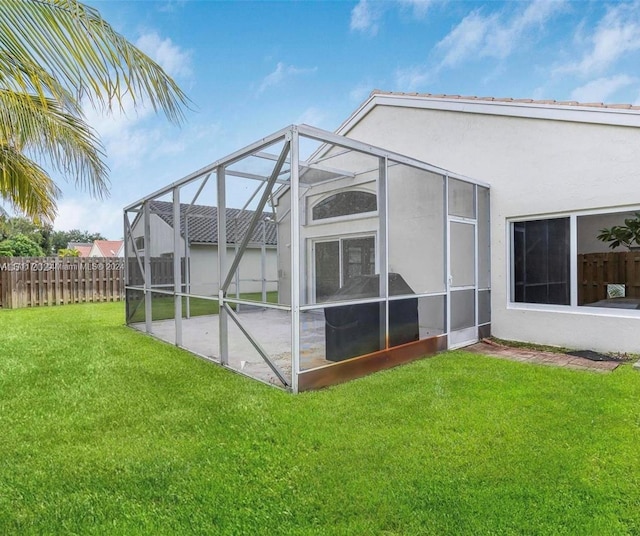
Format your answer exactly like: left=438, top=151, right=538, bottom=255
left=134, top=236, right=144, bottom=251
left=578, top=211, right=640, bottom=310
left=512, top=218, right=570, bottom=305
left=314, top=236, right=376, bottom=302
left=312, top=190, right=376, bottom=221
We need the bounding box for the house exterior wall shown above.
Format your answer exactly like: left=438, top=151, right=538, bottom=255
left=129, top=213, right=277, bottom=297
left=189, top=244, right=277, bottom=297
left=130, top=212, right=185, bottom=257
left=276, top=159, right=447, bottom=305
left=343, top=102, right=640, bottom=353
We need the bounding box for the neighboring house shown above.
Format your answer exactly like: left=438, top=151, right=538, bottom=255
left=333, top=90, right=640, bottom=354
left=89, top=240, right=124, bottom=258
left=130, top=201, right=277, bottom=296
left=67, top=242, right=92, bottom=257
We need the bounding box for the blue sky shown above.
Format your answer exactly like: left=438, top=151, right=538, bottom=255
left=44, top=0, right=640, bottom=239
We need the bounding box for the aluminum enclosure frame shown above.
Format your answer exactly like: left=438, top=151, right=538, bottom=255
left=124, top=124, right=490, bottom=392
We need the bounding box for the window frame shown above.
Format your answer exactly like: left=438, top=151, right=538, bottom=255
left=309, top=188, right=378, bottom=225
left=508, top=206, right=640, bottom=317
left=510, top=216, right=571, bottom=306
left=310, top=233, right=377, bottom=304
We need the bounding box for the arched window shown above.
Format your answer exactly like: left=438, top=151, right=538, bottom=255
left=312, top=190, right=377, bottom=221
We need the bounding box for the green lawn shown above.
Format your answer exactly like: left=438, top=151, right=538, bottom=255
left=127, top=291, right=279, bottom=322
left=1, top=302, right=639, bottom=535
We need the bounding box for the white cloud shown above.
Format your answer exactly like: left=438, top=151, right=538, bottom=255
left=258, top=62, right=317, bottom=93
left=570, top=75, right=636, bottom=103
left=398, top=0, right=436, bottom=19
left=135, top=31, right=192, bottom=79
left=351, top=0, right=437, bottom=35
left=436, top=1, right=566, bottom=68
left=54, top=199, right=124, bottom=239
left=81, top=26, right=196, bottom=170
left=486, top=0, right=566, bottom=58
left=296, top=107, right=326, bottom=127
left=349, top=82, right=375, bottom=103
left=82, top=95, right=160, bottom=170
left=557, top=2, right=640, bottom=76
left=437, top=10, right=496, bottom=68
left=158, top=0, right=186, bottom=13
left=394, top=65, right=432, bottom=91
left=83, top=93, right=152, bottom=138
left=81, top=29, right=193, bottom=168
left=350, top=0, right=382, bottom=35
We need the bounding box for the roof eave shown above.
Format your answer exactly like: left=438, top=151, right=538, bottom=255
left=337, top=91, right=640, bottom=135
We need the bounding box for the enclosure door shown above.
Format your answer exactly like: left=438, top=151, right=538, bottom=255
left=449, top=220, right=478, bottom=347
left=314, top=236, right=375, bottom=302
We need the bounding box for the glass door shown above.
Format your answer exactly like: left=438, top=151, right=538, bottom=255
left=314, top=236, right=375, bottom=303
left=448, top=219, right=478, bottom=347
left=314, top=240, right=340, bottom=302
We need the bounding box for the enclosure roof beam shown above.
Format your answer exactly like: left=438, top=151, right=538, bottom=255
left=183, top=173, right=211, bottom=217
left=124, top=126, right=292, bottom=211
left=296, top=124, right=490, bottom=188
left=225, top=169, right=290, bottom=184
left=255, top=150, right=356, bottom=179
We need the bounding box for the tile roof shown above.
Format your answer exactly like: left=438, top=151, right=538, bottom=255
left=94, top=240, right=123, bottom=257
left=149, top=201, right=277, bottom=245
left=68, top=242, right=92, bottom=257
left=370, top=89, right=640, bottom=111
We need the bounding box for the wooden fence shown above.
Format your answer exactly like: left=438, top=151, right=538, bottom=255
left=578, top=251, right=640, bottom=305
left=0, top=257, right=124, bottom=309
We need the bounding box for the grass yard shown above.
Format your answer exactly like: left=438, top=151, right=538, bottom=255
left=127, top=291, right=279, bottom=322
left=1, top=302, right=639, bottom=535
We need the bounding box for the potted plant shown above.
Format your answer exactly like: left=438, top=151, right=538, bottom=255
left=597, top=213, right=640, bottom=250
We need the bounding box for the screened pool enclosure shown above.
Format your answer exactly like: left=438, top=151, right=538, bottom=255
left=124, top=125, right=490, bottom=392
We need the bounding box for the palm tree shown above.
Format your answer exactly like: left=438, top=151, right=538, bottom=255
left=0, top=0, right=189, bottom=223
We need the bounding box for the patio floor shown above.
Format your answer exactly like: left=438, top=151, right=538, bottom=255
left=131, top=309, right=330, bottom=388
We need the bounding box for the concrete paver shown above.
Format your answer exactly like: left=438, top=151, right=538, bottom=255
left=465, top=341, right=621, bottom=372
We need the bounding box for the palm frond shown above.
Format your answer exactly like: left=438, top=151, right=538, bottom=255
left=0, top=144, right=60, bottom=223
left=0, top=51, right=77, bottom=111
left=0, top=89, right=109, bottom=199
left=0, top=0, right=190, bottom=123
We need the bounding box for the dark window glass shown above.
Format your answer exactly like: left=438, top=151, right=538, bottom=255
left=315, top=241, right=340, bottom=302
left=512, top=218, right=570, bottom=305
left=312, top=191, right=377, bottom=220
left=342, top=237, right=375, bottom=283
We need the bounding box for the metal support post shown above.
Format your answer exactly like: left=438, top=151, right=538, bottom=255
left=261, top=220, right=267, bottom=302
left=290, top=128, right=300, bottom=393
left=173, top=187, right=183, bottom=346
left=378, top=157, right=389, bottom=350
left=143, top=201, right=152, bottom=333
left=217, top=166, right=228, bottom=365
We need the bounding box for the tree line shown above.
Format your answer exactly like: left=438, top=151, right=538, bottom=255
left=0, top=216, right=106, bottom=257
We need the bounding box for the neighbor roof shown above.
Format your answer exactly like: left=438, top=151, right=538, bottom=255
left=93, top=240, right=123, bottom=257
left=68, top=242, right=92, bottom=257
left=149, top=201, right=277, bottom=245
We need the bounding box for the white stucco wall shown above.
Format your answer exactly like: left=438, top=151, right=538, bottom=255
left=189, top=244, right=277, bottom=297
left=344, top=102, right=640, bottom=353
left=130, top=213, right=184, bottom=257
left=276, top=159, right=448, bottom=307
